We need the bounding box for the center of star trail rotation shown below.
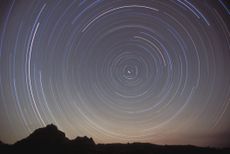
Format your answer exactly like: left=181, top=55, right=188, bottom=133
left=0, top=0, right=230, bottom=147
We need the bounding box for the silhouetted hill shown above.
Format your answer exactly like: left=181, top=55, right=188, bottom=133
left=71, top=136, right=95, bottom=148
left=0, top=124, right=229, bottom=154
left=15, top=124, right=69, bottom=146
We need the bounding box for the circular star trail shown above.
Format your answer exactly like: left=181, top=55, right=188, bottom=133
left=0, top=0, right=230, bottom=147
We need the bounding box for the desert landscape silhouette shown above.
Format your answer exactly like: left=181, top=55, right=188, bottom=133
left=0, top=124, right=229, bottom=154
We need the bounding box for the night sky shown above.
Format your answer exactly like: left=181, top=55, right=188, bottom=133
left=0, top=0, right=230, bottom=147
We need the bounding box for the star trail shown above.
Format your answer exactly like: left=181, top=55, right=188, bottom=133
left=0, top=0, right=230, bottom=147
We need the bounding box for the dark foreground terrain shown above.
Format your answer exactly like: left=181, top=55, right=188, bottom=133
left=0, top=124, right=229, bottom=154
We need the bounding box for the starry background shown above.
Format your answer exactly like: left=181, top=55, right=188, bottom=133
left=0, top=0, right=230, bottom=147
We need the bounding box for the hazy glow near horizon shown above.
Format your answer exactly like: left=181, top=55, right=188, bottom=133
left=0, top=0, right=230, bottom=147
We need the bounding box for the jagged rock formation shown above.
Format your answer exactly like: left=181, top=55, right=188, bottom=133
left=0, top=124, right=229, bottom=154
left=15, top=124, right=68, bottom=146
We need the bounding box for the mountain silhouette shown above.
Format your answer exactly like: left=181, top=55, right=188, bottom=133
left=72, top=136, right=95, bottom=146
left=15, top=124, right=68, bottom=146
left=0, top=124, right=229, bottom=154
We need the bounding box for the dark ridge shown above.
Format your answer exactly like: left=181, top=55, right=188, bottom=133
left=15, top=124, right=69, bottom=146
left=72, top=136, right=95, bottom=146
left=1, top=124, right=229, bottom=154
